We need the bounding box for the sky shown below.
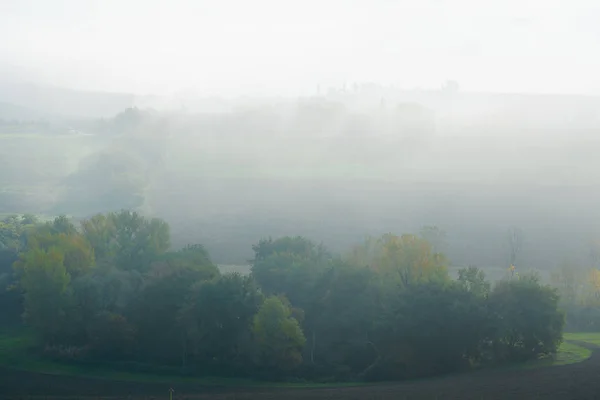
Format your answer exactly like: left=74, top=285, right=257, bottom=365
left=1, top=0, right=599, bottom=96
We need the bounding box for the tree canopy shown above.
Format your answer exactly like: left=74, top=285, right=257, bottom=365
left=2, top=212, right=566, bottom=383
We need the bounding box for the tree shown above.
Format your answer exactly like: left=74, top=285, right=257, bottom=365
left=252, top=252, right=327, bottom=309
left=550, top=262, right=584, bottom=306
left=154, top=244, right=216, bottom=276
left=80, top=213, right=117, bottom=262
left=251, top=236, right=328, bottom=263
left=81, top=211, right=170, bottom=271
left=25, top=228, right=95, bottom=279
left=87, top=311, right=136, bottom=360
left=367, top=282, right=489, bottom=380
left=15, top=248, right=72, bottom=342
left=551, top=264, right=600, bottom=331
left=111, top=211, right=170, bottom=271
left=252, top=296, right=306, bottom=371
left=457, top=266, right=490, bottom=298
left=507, top=227, right=523, bottom=268
left=419, top=226, right=447, bottom=254
left=34, top=234, right=94, bottom=277
left=50, top=215, right=78, bottom=236
left=130, top=254, right=219, bottom=364
left=71, top=267, right=142, bottom=331
left=488, top=275, right=564, bottom=362
left=180, top=274, right=264, bottom=372
left=307, top=260, right=381, bottom=377
left=358, top=233, right=448, bottom=288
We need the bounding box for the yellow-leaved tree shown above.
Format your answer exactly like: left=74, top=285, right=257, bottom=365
left=348, top=233, right=448, bottom=288
left=585, top=268, right=600, bottom=305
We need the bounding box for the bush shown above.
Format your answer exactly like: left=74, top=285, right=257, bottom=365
left=365, top=282, right=489, bottom=381
left=488, top=276, right=564, bottom=362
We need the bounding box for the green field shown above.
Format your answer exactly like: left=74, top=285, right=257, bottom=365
left=563, top=332, right=600, bottom=346
left=518, top=340, right=592, bottom=369
left=1, top=329, right=596, bottom=387
left=0, top=329, right=355, bottom=388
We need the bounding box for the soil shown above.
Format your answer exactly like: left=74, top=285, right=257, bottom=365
left=2, top=342, right=599, bottom=400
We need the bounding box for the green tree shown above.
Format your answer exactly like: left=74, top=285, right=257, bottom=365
left=251, top=236, right=328, bottom=262
left=457, top=266, right=491, bottom=298
left=350, top=233, right=448, bottom=288
left=111, top=211, right=170, bottom=271
left=80, top=213, right=117, bottom=262
left=81, top=211, right=170, bottom=271
left=252, top=296, right=306, bottom=371
left=488, top=275, right=564, bottom=362
left=15, top=248, right=71, bottom=342
left=26, top=233, right=95, bottom=279
left=364, top=282, right=489, bottom=380
left=130, top=254, right=219, bottom=364
left=252, top=252, right=327, bottom=309
left=308, top=260, right=381, bottom=377
left=0, top=215, right=42, bottom=326
left=550, top=262, right=584, bottom=306
left=180, top=274, right=263, bottom=371
left=70, top=267, right=142, bottom=343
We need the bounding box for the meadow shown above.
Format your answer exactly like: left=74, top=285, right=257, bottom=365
left=1, top=330, right=598, bottom=399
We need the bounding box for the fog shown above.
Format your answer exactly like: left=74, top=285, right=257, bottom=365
left=3, top=0, right=600, bottom=95
left=2, top=0, right=600, bottom=274
left=1, top=84, right=600, bottom=275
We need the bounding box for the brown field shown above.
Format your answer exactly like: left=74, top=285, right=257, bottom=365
left=1, top=341, right=598, bottom=400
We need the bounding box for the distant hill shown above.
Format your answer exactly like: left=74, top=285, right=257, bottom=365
left=0, top=82, right=134, bottom=118
left=0, top=101, right=44, bottom=121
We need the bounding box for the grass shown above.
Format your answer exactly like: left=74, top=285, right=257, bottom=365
left=564, top=332, right=600, bottom=346
left=518, top=341, right=592, bottom=370
left=0, top=329, right=355, bottom=388
left=0, top=329, right=597, bottom=387
left=516, top=332, right=600, bottom=370
left=552, top=341, right=593, bottom=365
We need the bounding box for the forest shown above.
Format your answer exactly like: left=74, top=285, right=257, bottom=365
left=0, top=211, right=568, bottom=382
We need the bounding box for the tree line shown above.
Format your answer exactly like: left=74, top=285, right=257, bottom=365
left=0, top=212, right=564, bottom=382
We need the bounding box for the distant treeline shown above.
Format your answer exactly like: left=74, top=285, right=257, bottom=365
left=0, top=212, right=565, bottom=382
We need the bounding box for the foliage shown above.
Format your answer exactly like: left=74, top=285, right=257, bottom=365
left=488, top=275, right=564, bottom=362
left=129, top=257, right=218, bottom=364
left=349, top=233, right=448, bottom=288
left=81, top=210, right=170, bottom=271
left=458, top=266, right=491, bottom=298
left=87, top=311, right=136, bottom=359
left=366, top=282, right=490, bottom=380
left=15, top=247, right=72, bottom=342
left=549, top=262, right=600, bottom=331
left=252, top=296, right=306, bottom=371
left=25, top=230, right=95, bottom=278
left=179, top=273, right=264, bottom=372
left=252, top=236, right=328, bottom=263
left=7, top=212, right=567, bottom=383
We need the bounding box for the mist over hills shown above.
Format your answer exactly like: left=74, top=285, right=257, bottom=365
left=1, top=80, right=600, bottom=269
left=0, top=81, right=134, bottom=118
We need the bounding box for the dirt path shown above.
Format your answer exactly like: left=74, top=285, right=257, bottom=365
left=2, top=342, right=599, bottom=400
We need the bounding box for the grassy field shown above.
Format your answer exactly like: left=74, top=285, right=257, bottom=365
left=0, top=329, right=595, bottom=388
left=563, top=332, right=600, bottom=346
left=518, top=340, right=592, bottom=369
left=0, top=329, right=355, bottom=388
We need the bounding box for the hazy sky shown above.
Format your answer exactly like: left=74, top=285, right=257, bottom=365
left=1, top=0, right=599, bottom=96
